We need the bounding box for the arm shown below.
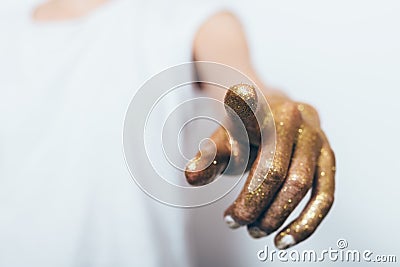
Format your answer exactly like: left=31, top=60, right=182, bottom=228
left=187, top=11, right=336, bottom=249
left=193, top=11, right=286, bottom=102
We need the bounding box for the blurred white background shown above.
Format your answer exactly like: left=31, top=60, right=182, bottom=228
left=1, top=0, right=399, bottom=266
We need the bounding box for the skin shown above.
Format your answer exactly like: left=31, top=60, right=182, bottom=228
left=32, top=3, right=336, bottom=249
left=32, top=0, right=108, bottom=21
left=188, top=12, right=336, bottom=249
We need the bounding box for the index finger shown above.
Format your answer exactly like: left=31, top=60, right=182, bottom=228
left=185, top=84, right=262, bottom=186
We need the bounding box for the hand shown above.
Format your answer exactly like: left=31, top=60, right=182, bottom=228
left=185, top=84, right=335, bottom=249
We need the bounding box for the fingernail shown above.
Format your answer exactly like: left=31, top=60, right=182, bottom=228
left=276, top=235, right=296, bottom=249
left=186, top=160, right=197, bottom=171
left=248, top=226, right=267, bottom=238
left=224, top=215, right=240, bottom=229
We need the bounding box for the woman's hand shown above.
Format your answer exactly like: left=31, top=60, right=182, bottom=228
left=185, top=84, right=335, bottom=249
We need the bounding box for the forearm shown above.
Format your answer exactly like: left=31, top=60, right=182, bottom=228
left=193, top=11, right=288, bottom=102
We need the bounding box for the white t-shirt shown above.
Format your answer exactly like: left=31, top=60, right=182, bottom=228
left=0, top=1, right=269, bottom=266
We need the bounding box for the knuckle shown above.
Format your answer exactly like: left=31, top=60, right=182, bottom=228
left=322, top=145, right=336, bottom=165
left=301, top=103, right=317, bottom=113
left=284, top=101, right=302, bottom=118
left=289, top=176, right=312, bottom=191
left=298, top=102, right=321, bottom=126
left=326, top=194, right=335, bottom=206
left=305, top=125, right=319, bottom=139
left=275, top=101, right=301, bottom=120
left=318, top=192, right=335, bottom=207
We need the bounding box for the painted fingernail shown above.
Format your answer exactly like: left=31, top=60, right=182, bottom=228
left=248, top=226, right=267, bottom=238
left=224, top=215, right=240, bottom=229
left=276, top=235, right=296, bottom=250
